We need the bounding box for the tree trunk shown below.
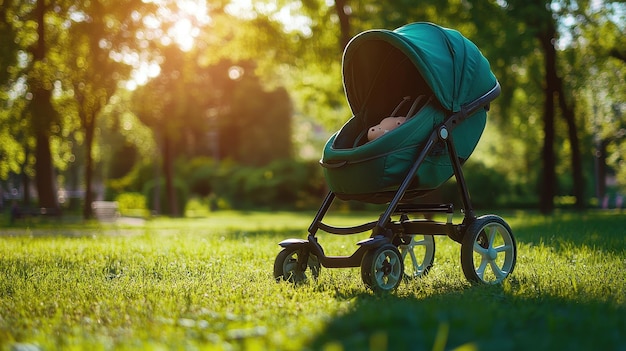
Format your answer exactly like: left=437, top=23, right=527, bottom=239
left=34, top=131, right=58, bottom=208
left=537, top=27, right=558, bottom=214
left=30, top=0, right=58, bottom=210
left=558, top=95, right=585, bottom=210
left=595, top=140, right=608, bottom=203
left=536, top=17, right=585, bottom=211
left=82, top=112, right=95, bottom=219
left=162, top=134, right=179, bottom=216
left=610, top=48, right=626, bottom=63
left=20, top=145, right=31, bottom=206
left=334, top=0, right=351, bottom=50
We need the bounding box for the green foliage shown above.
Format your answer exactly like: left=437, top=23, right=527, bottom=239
left=227, top=82, right=293, bottom=165
left=1, top=211, right=625, bottom=350
left=105, top=160, right=156, bottom=200
left=178, top=157, right=326, bottom=211
left=108, top=153, right=594, bottom=212
left=142, top=177, right=189, bottom=216
left=2, top=0, right=625, bottom=214
left=224, top=159, right=326, bottom=209
left=125, top=156, right=326, bottom=211
left=0, top=109, right=25, bottom=179
left=183, top=196, right=215, bottom=217
left=461, top=162, right=515, bottom=208
left=183, top=158, right=218, bottom=198
left=114, top=192, right=148, bottom=217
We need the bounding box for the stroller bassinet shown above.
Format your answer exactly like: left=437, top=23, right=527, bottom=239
left=321, top=22, right=497, bottom=202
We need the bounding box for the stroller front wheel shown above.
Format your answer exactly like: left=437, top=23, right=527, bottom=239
left=274, top=246, right=321, bottom=284
left=361, top=244, right=404, bottom=292
left=460, top=215, right=517, bottom=284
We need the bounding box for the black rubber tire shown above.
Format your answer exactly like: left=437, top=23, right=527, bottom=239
left=274, top=246, right=320, bottom=283
left=361, top=244, right=404, bottom=292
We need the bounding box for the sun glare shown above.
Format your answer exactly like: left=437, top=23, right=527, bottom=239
left=168, top=18, right=198, bottom=51
left=171, top=2, right=210, bottom=51
left=124, top=0, right=313, bottom=90
left=225, top=0, right=312, bottom=36
left=144, top=0, right=212, bottom=52
left=124, top=0, right=212, bottom=90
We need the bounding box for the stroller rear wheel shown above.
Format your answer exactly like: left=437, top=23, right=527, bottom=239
left=399, top=235, right=435, bottom=279
left=274, top=246, right=321, bottom=283
left=361, top=244, right=404, bottom=292
left=460, top=215, right=516, bottom=284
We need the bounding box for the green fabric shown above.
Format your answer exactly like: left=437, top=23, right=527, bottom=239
left=321, top=22, right=497, bottom=198
left=342, top=22, right=497, bottom=115
left=322, top=104, right=486, bottom=195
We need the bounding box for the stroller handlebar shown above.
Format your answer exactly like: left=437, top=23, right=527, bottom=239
left=459, top=81, right=501, bottom=118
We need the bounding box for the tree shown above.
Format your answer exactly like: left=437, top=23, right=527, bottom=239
left=218, top=61, right=293, bottom=165
left=63, top=0, right=153, bottom=219
left=2, top=0, right=176, bottom=216
left=0, top=3, right=25, bottom=191
left=131, top=48, right=294, bottom=214
left=132, top=45, right=212, bottom=216
left=28, top=0, right=60, bottom=209
left=0, top=3, right=23, bottom=192
left=2, top=0, right=623, bottom=213
left=576, top=3, right=626, bottom=198
left=334, top=0, right=351, bottom=49
left=472, top=0, right=587, bottom=213
left=293, top=0, right=590, bottom=211
left=0, top=3, right=19, bottom=85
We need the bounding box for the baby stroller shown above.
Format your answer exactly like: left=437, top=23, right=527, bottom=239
left=274, top=22, right=517, bottom=292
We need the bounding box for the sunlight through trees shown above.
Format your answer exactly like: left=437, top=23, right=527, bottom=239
left=0, top=0, right=624, bottom=215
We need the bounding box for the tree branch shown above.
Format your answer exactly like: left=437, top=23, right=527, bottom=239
left=610, top=48, right=626, bottom=63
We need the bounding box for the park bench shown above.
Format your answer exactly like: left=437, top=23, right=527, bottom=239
left=91, top=201, right=120, bottom=222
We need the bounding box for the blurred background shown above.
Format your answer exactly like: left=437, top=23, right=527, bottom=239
left=0, top=0, right=625, bottom=219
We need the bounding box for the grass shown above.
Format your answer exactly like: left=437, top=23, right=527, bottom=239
left=1, top=209, right=625, bottom=350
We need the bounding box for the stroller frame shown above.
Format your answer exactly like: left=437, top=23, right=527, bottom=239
left=275, top=82, right=517, bottom=292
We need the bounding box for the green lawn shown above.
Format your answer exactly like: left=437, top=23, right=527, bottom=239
left=1, top=210, right=625, bottom=350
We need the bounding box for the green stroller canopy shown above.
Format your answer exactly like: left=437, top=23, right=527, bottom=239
left=322, top=22, right=499, bottom=201
left=342, top=22, right=497, bottom=119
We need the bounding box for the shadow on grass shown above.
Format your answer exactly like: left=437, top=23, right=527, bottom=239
left=511, top=210, right=626, bottom=255
left=304, top=211, right=626, bottom=351
left=307, top=283, right=626, bottom=351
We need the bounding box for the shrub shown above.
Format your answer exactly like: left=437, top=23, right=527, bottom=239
left=115, top=192, right=149, bottom=218
left=222, top=159, right=326, bottom=210
left=178, top=157, right=325, bottom=210
left=105, top=161, right=159, bottom=200
left=177, top=157, right=218, bottom=197
left=462, top=161, right=511, bottom=208
left=184, top=197, right=211, bottom=217
left=106, top=156, right=329, bottom=212
left=142, top=178, right=189, bottom=217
